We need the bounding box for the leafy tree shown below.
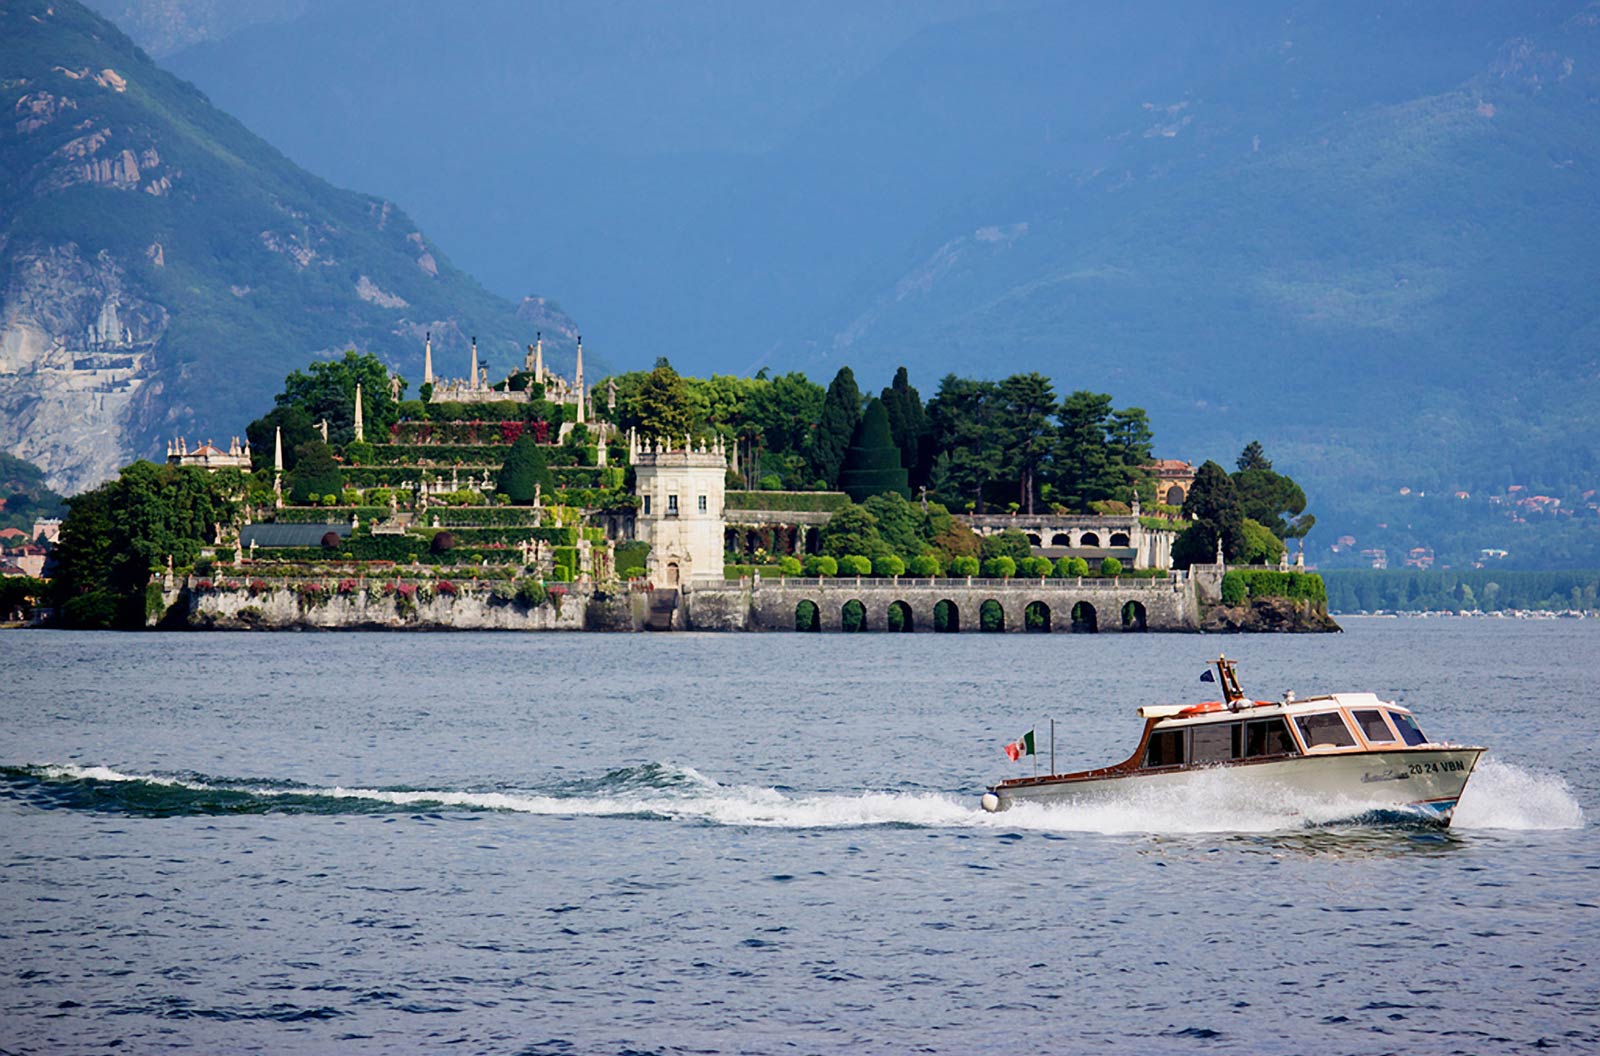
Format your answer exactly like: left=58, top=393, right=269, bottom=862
left=1173, top=460, right=1246, bottom=568
left=747, top=372, right=825, bottom=457
left=1100, top=556, right=1123, bottom=577
left=949, top=555, right=981, bottom=577
left=802, top=555, right=838, bottom=576
left=997, top=372, right=1057, bottom=513
left=1053, top=391, right=1119, bottom=510
left=1237, top=441, right=1273, bottom=472
left=1233, top=465, right=1311, bottom=540
left=52, top=462, right=242, bottom=628
left=276, top=351, right=401, bottom=446
left=819, top=502, right=888, bottom=560
left=497, top=435, right=555, bottom=504
left=926, top=375, right=1002, bottom=511
left=880, top=366, right=928, bottom=480
left=1239, top=518, right=1287, bottom=565
left=982, top=556, right=1017, bottom=578
left=288, top=441, right=343, bottom=504
left=245, top=404, right=316, bottom=473
left=908, top=554, right=942, bottom=576
left=838, top=554, right=873, bottom=576
left=862, top=492, right=922, bottom=558
left=980, top=528, right=1033, bottom=562
left=813, top=367, right=863, bottom=487
left=873, top=554, right=906, bottom=577
left=777, top=555, right=803, bottom=576
left=631, top=362, right=693, bottom=440
left=838, top=398, right=910, bottom=501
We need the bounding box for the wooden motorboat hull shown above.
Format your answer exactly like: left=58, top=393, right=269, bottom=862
left=985, top=747, right=1485, bottom=826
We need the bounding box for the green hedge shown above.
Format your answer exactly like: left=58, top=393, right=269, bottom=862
left=1222, top=570, right=1327, bottom=606
left=273, top=507, right=386, bottom=523
left=429, top=507, right=545, bottom=526
left=725, top=491, right=849, bottom=513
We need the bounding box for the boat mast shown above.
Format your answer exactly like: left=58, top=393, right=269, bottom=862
left=1213, top=655, right=1246, bottom=705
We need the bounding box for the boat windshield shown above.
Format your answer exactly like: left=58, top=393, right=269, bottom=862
left=1351, top=709, right=1396, bottom=744
left=1294, top=711, right=1357, bottom=749
left=1386, top=710, right=1429, bottom=746
left=1144, top=729, right=1184, bottom=768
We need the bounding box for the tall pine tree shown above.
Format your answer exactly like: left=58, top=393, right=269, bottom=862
left=879, top=366, right=928, bottom=482
left=812, top=367, right=862, bottom=488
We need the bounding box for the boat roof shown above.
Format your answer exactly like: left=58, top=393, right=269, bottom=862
left=1140, top=692, right=1413, bottom=726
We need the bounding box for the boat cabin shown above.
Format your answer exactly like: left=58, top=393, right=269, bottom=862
left=1138, top=693, right=1434, bottom=771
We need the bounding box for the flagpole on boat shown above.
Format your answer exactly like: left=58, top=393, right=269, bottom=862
left=1050, top=718, right=1056, bottom=777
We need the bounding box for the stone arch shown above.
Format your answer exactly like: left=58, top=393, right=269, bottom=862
left=934, top=599, right=960, bottom=633
left=1079, top=531, right=1101, bottom=547
left=795, top=599, right=820, bottom=632
left=1121, top=600, right=1147, bottom=632
left=842, top=599, right=868, bottom=632
left=1026, top=532, right=1042, bottom=547
left=1109, top=532, right=1131, bottom=547
left=1071, top=600, right=1098, bottom=633
left=1024, top=600, right=1051, bottom=633
left=980, top=598, right=1006, bottom=632
left=1051, top=532, right=1071, bottom=546
left=1165, top=485, right=1186, bottom=505
left=887, top=600, right=914, bottom=632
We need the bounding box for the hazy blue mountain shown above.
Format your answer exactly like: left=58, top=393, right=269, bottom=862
left=80, top=2, right=1600, bottom=563
left=1, top=0, right=581, bottom=493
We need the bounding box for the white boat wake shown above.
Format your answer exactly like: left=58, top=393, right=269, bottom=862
left=10, top=757, right=1584, bottom=835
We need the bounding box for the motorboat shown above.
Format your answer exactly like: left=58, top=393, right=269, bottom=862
left=980, top=657, right=1484, bottom=826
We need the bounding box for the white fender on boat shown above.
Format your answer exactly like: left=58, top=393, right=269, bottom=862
left=980, top=792, right=1000, bottom=813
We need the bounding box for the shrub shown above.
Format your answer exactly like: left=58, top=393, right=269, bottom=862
left=1056, top=556, right=1090, bottom=577
left=1018, top=556, right=1053, bottom=578
left=1221, top=570, right=1248, bottom=606
left=777, top=555, right=803, bottom=576
left=949, top=555, right=980, bottom=577
left=430, top=531, right=455, bottom=554
left=515, top=579, right=548, bottom=608
left=321, top=531, right=341, bottom=550
left=247, top=578, right=269, bottom=596
left=839, top=554, right=873, bottom=576
left=337, top=578, right=357, bottom=595
left=802, top=555, right=838, bottom=576
left=908, top=554, right=942, bottom=577
left=1100, top=556, right=1123, bottom=577
left=873, top=554, right=906, bottom=577
left=982, top=556, right=1017, bottom=579
left=436, top=579, right=458, bottom=597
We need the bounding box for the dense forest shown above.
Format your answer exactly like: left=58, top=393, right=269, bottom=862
left=1323, top=570, right=1600, bottom=614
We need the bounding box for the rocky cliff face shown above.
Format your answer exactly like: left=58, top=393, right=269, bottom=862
left=0, top=0, right=575, bottom=494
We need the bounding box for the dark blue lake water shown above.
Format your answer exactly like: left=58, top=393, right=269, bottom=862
left=2, top=619, right=1594, bottom=1055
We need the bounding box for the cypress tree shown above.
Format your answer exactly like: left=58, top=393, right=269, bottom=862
left=838, top=399, right=910, bottom=502
left=812, top=366, right=862, bottom=488
left=498, top=434, right=554, bottom=504
left=879, top=366, right=927, bottom=475
left=288, top=441, right=343, bottom=503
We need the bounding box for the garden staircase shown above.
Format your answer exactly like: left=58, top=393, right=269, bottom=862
left=645, top=587, right=679, bottom=631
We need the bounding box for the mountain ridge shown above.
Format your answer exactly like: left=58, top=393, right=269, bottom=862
left=0, top=0, right=584, bottom=494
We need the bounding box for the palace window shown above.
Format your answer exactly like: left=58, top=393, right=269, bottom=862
left=667, top=494, right=679, bottom=515
left=642, top=495, right=651, bottom=515
left=698, top=495, right=707, bottom=513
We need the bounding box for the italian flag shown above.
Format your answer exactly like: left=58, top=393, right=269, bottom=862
left=1004, top=730, right=1036, bottom=761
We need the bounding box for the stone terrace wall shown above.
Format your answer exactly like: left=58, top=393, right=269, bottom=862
left=182, top=585, right=587, bottom=631
left=692, top=575, right=1201, bottom=632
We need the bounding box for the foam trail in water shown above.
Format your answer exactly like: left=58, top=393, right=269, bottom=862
left=13, top=759, right=1584, bottom=833
left=1452, top=757, right=1585, bottom=830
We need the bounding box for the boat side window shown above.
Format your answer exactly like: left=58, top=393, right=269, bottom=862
left=1190, top=722, right=1240, bottom=764
left=1244, top=718, right=1296, bottom=758
left=1293, top=711, right=1357, bottom=749
left=1386, top=711, right=1429, bottom=746
left=1144, top=729, right=1185, bottom=768
left=1352, top=709, right=1396, bottom=744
